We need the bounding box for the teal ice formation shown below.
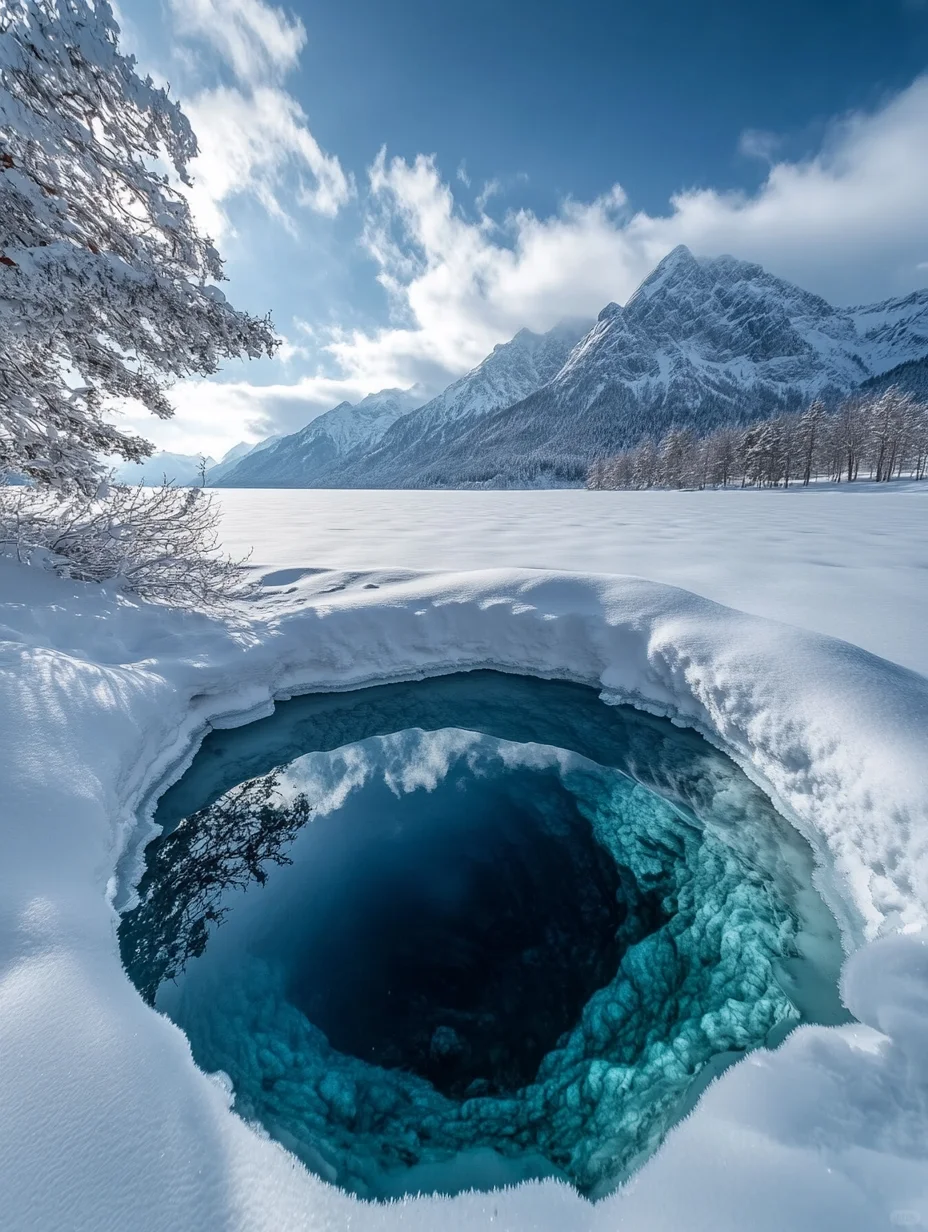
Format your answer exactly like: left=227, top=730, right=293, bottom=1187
left=119, top=674, right=847, bottom=1200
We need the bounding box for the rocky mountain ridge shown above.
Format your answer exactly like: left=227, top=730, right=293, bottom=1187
left=213, top=246, right=928, bottom=488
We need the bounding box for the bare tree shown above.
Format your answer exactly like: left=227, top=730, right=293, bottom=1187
left=660, top=428, right=697, bottom=488
left=634, top=438, right=659, bottom=489
left=588, top=389, right=928, bottom=494
left=867, top=387, right=917, bottom=482
left=1, top=482, right=253, bottom=606
left=798, top=401, right=827, bottom=486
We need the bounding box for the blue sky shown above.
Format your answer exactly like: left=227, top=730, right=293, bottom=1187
left=115, top=0, right=928, bottom=457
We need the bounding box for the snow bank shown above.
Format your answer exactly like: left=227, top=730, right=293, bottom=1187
left=0, top=559, right=926, bottom=1230
left=211, top=485, right=928, bottom=675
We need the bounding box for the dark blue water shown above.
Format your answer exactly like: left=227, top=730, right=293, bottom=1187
left=119, top=672, right=847, bottom=1200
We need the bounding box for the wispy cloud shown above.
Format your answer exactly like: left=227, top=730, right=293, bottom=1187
left=168, top=0, right=306, bottom=83
left=159, top=0, right=352, bottom=237
left=184, top=86, right=352, bottom=237
left=737, top=128, right=782, bottom=163
left=475, top=178, right=501, bottom=214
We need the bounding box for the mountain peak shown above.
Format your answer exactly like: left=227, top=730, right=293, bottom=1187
left=661, top=242, right=696, bottom=266
left=626, top=245, right=701, bottom=306
left=503, top=327, right=550, bottom=353
left=212, top=248, right=928, bottom=490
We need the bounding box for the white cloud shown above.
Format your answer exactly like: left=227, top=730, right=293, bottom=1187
left=737, top=128, right=782, bottom=163
left=324, top=76, right=928, bottom=394
left=168, top=0, right=306, bottom=83
left=475, top=178, right=502, bottom=214
left=275, top=335, right=313, bottom=364
left=116, top=374, right=375, bottom=460
left=184, top=86, right=353, bottom=237
left=153, top=0, right=352, bottom=237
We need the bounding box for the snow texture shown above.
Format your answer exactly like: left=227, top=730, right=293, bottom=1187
left=1, top=539, right=927, bottom=1230
left=211, top=484, right=928, bottom=676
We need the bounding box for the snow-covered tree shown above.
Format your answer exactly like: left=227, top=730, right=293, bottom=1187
left=797, top=400, right=827, bottom=486
left=659, top=428, right=696, bottom=488
left=704, top=426, right=742, bottom=488
left=0, top=0, right=277, bottom=491
left=829, top=398, right=868, bottom=482
left=587, top=456, right=607, bottom=490
left=633, top=438, right=659, bottom=489
left=587, top=388, right=928, bottom=493
left=865, top=387, right=917, bottom=482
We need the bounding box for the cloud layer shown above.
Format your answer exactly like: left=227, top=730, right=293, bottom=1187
left=169, top=0, right=307, bottom=83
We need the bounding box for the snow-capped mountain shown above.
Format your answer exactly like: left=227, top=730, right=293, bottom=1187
left=111, top=450, right=216, bottom=487
left=204, top=441, right=255, bottom=486
left=317, top=319, right=593, bottom=487
left=212, top=387, right=424, bottom=488
left=205, top=436, right=282, bottom=486
left=334, top=246, right=927, bottom=488
left=214, top=248, right=928, bottom=490
left=113, top=438, right=286, bottom=487
left=850, top=290, right=928, bottom=373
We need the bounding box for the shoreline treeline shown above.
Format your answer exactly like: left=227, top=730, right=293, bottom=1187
left=587, top=387, right=928, bottom=490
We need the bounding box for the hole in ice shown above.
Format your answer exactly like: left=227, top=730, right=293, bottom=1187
left=119, top=672, right=849, bottom=1201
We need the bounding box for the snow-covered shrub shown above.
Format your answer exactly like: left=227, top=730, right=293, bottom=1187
left=0, top=482, right=253, bottom=606
left=0, top=0, right=277, bottom=492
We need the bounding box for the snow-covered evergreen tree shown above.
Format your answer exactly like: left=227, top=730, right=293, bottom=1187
left=0, top=0, right=277, bottom=491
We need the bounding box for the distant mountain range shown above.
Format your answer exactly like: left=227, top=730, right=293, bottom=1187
left=112, top=450, right=217, bottom=487
left=161, top=246, right=928, bottom=490
left=111, top=435, right=281, bottom=487
left=215, top=387, right=424, bottom=488
left=210, top=319, right=593, bottom=489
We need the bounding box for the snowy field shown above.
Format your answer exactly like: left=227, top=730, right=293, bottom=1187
left=214, top=485, right=928, bottom=676
left=2, top=488, right=928, bottom=1231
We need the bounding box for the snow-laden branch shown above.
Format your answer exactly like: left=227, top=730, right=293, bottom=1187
left=0, top=482, right=254, bottom=607
left=0, top=0, right=278, bottom=491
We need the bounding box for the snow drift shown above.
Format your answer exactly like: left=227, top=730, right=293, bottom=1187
left=0, top=559, right=927, bottom=1231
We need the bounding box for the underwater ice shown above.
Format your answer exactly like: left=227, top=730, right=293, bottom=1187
left=119, top=673, right=847, bottom=1201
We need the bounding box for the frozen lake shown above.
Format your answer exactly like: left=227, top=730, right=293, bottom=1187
left=214, top=486, right=928, bottom=676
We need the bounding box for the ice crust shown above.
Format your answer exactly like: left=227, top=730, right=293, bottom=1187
left=0, top=559, right=927, bottom=1230
left=146, top=720, right=843, bottom=1199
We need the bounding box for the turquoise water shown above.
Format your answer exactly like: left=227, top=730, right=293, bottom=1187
left=120, top=672, right=847, bottom=1200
